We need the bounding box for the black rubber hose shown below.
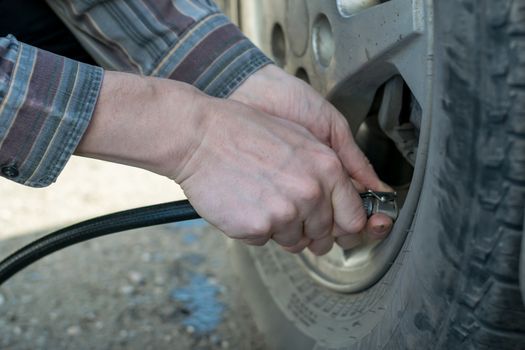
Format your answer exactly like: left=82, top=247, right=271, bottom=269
left=0, top=200, right=199, bottom=286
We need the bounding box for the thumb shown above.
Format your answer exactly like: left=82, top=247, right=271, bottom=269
left=337, top=135, right=392, bottom=192
left=326, top=106, right=391, bottom=192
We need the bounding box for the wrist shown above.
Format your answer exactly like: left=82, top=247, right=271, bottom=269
left=229, top=64, right=306, bottom=121
left=76, top=71, right=212, bottom=181
left=229, top=64, right=282, bottom=105
left=156, top=82, right=214, bottom=181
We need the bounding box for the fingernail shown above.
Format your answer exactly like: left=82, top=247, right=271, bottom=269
left=373, top=224, right=390, bottom=237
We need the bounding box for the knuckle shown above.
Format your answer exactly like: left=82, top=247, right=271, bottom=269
left=244, top=217, right=272, bottom=238
left=273, top=200, right=298, bottom=224
left=299, top=180, right=323, bottom=202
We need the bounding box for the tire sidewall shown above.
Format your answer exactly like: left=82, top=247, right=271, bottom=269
left=231, top=1, right=485, bottom=349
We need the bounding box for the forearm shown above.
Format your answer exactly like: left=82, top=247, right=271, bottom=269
left=76, top=71, right=208, bottom=179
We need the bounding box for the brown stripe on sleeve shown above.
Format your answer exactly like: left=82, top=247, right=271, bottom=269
left=0, top=49, right=64, bottom=167
left=143, top=0, right=196, bottom=35
left=168, top=23, right=244, bottom=84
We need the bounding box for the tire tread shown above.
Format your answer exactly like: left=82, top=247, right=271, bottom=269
left=440, top=1, right=525, bottom=348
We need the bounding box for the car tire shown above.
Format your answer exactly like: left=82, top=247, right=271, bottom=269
left=231, top=0, right=525, bottom=349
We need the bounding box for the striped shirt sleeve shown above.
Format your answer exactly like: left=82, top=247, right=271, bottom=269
left=1, top=1, right=271, bottom=187
left=47, top=0, right=272, bottom=98
left=0, top=35, right=103, bottom=187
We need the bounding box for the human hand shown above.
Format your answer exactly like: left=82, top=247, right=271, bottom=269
left=173, top=97, right=369, bottom=255
left=230, top=64, right=393, bottom=252
left=79, top=71, right=387, bottom=256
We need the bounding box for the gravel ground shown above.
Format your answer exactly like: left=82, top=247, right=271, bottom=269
left=0, top=158, right=267, bottom=349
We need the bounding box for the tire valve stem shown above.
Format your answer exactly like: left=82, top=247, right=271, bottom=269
left=360, top=190, right=399, bottom=221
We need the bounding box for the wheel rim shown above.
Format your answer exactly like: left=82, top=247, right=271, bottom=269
left=237, top=0, right=434, bottom=293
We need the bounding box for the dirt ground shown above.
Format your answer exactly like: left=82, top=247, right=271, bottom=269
left=0, top=157, right=267, bottom=350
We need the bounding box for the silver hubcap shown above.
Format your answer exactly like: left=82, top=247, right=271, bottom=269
left=233, top=0, right=434, bottom=292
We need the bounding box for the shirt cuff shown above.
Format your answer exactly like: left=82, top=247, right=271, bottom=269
left=150, top=13, right=273, bottom=98
left=0, top=36, right=103, bottom=187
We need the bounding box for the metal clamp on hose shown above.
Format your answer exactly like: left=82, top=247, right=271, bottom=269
left=360, top=190, right=398, bottom=221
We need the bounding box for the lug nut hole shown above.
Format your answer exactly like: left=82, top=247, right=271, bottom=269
left=295, top=67, right=310, bottom=84
left=312, top=14, right=335, bottom=68
left=271, top=23, right=286, bottom=67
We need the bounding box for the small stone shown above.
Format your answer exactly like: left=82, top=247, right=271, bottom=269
left=164, top=335, right=172, bottom=342
left=13, top=326, right=22, bottom=336
left=120, top=285, right=134, bottom=295
left=66, top=325, right=81, bottom=336
left=95, top=321, right=104, bottom=330
left=128, top=271, right=145, bottom=285
left=29, top=318, right=38, bottom=325
left=186, top=325, right=195, bottom=334
left=221, top=340, right=230, bottom=349
left=119, top=330, right=128, bottom=339
left=0, top=293, right=5, bottom=306
left=49, top=311, right=59, bottom=320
